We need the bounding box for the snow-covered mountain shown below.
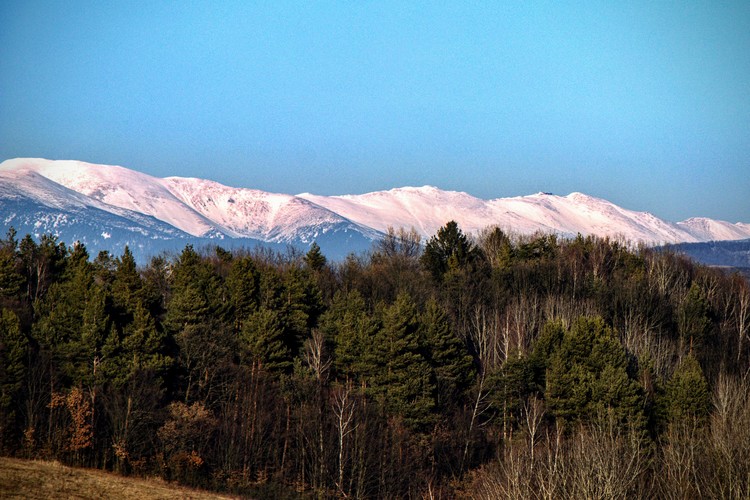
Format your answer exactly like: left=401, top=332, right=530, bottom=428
left=298, top=187, right=706, bottom=244
left=1, top=158, right=749, bottom=262
left=0, top=158, right=378, bottom=260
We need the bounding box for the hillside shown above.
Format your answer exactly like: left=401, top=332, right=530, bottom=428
left=0, top=457, right=236, bottom=500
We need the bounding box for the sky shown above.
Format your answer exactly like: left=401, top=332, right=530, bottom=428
left=1, top=1, right=748, bottom=223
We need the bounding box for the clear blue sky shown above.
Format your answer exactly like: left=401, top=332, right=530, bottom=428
left=1, top=1, right=748, bottom=222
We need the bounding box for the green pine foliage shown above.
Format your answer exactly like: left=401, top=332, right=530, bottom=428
left=420, top=299, right=474, bottom=407
left=226, top=255, right=260, bottom=329
left=662, top=354, right=711, bottom=425
left=319, top=289, right=378, bottom=381
left=677, top=282, right=714, bottom=353
left=240, top=306, right=291, bottom=372
left=421, top=220, right=481, bottom=281
left=0, top=308, right=27, bottom=448
left=0, top=237, right=23, bottom=301
left=304, top=241, right=327, bottom=272
left=545, top=316, right=645, bottom=429
left=372, top=293, right=436, bottom=430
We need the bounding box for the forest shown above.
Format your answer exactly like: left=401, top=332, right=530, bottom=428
left=1, top=222, right=749, bottom=498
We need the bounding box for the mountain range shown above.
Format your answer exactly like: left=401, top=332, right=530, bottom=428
left=1, top=158, right=749, bottom=263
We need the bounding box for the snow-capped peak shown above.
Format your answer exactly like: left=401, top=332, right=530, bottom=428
left=2, top=158, right=749, bottom=254
left=1, top=158, right=219, bottom=237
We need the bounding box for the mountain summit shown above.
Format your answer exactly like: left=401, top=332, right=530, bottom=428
left=1, top=158, right=749, bottom=260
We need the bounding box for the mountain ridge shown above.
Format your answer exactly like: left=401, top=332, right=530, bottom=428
left=1, top=158, right=749, bottom=262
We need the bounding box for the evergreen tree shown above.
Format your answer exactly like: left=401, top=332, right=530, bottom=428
left=545, top=316, right=644, bottom=429
left=19, top=234, right=66, bottom=303
left=167, top=245, right=228, bottom=324
left=662, top=354, right=711, bottom=425
left=280, top=265, right=323, bottom=356
left=240, top=306, right=291, bottom=372
left=421, top=221, right=480, bottom=282
left=304, top=242, right=327, bottom=272
left=111, top=246, right=144, bottom=315
left=226, top=255, right=260, bottom=331
left=65, top=283, right=111, bottom=388
left=677, top=282, right=713, bottom=353
left=528, top=320, right=565, bottom=388
left=33, top=244, right=96, bottom=385
left=420, top=299, right=474, bottom=408
left=0, top=229, right=23, bottom=301
left=372, top=293, right=436, bottom=430
left=479, top=227, right=515, bottom=270
left=0, top=308, right=27, bottom=448
left=164, top=246, right=233, bottom=403
left=319, top=289, right=379, bottom=381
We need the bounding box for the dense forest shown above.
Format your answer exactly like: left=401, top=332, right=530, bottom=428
left=1, top=223, right=749, bottom=498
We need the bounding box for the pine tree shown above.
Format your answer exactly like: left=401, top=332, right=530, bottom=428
left=421, top=221, right=479, bottom=282
left=0, top=229, right=23, bottom=301
left=0, top=308, right=27, bottom=448
left=320, top=289, right=379, bottom=381
left=304, top=242, right=327, bottom=272
left=677, top=282, right=713, bottom=353
left=420, top=299, right=474, bottom=408
left=479, top=227, right=515, bottom=270
left=545, top=316, right=644, bottom=429
left=371, top=293, right=436, bottom=430
left=226, top=255, right=260, bottom=331
left=240, top=306, right=291, bottom=372
left=662, top=354, right=711, bottom=425
left=111, top=246, right=144, bottom=315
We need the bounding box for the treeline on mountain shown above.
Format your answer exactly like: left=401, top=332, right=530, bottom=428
left=1, top=223, right=749, bottom=498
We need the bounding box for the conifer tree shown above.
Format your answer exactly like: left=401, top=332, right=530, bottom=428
left=545, top=316, right=644, bottom=429
left=111, top=246, right=144, bottom=315
left=319, top=289, right=379, bottom=381
left=372, top=293, right=435, bottom=430
left=0, top=308, right=27, bottom=447
left=304, top=242, right=327, bottom=272
left=420, top=299, right=474, bottom=408
left=479, top=227, right=515, bottom=270
left=0, top=229, right=23, bottom=301
left=240, top=306, right=291, bottom=372
left=226, top=255, right=260, bottom=331
left=662, top=354, right=711, bottom=425
left=421, top=221, right=479, bottom=282
left=677, top=282, right=713, bottom=353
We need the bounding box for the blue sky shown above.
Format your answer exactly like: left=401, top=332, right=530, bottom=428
left=1, top=1, right=748, bottom=222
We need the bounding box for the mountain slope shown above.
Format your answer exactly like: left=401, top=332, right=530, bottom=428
left=1, top=158, right=749, bottom=263
left=1, top=158, right=222, bottom=237
left=0, top=158, right=380, bottom=259
left=162, top=176, right=380, bottom=243
left=298, top=188, right=736, bottom=245
left=676, top=218, right=750, bottom=242
left=0, top=167, right=208, bottom=260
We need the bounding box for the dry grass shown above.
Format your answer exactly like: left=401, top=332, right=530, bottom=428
left=0, top=457, right=238, bottom=499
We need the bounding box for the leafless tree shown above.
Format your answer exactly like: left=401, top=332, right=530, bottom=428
left=331, top=382, right=358, bottom=497
left=522, top=395, right=545, bottom=465
left=304, top=329, right=330, bottom=383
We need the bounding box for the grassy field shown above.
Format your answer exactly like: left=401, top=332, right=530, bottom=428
left=0, top=457, right=238, bottom=499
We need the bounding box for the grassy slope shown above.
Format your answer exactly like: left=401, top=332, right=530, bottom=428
left=0, top=457, right=238, bottom=500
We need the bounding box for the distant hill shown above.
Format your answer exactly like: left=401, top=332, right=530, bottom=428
left=665, top=238, right=750, bottom=270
